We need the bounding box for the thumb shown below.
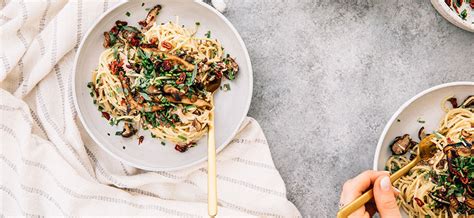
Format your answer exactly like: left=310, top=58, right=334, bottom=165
left=373, top=175, right=401, bottom=218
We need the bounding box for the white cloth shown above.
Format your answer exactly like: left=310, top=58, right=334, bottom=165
left=0, top=0, right=300, bottom=217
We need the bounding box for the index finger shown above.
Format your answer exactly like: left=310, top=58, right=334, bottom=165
left=344, top=170, right=389, bottom=197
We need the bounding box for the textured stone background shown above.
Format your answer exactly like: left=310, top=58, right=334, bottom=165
left=220, top=0, right=474, bottom=216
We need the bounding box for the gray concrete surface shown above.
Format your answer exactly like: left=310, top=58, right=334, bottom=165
left=221, top=0, right=474, bottom=216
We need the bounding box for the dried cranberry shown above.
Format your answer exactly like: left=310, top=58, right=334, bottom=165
left=175, top=144, right=188, bottom=153
left=161, top=41, right=173, bottom=50
left=176, top=72, right=186, bottom=84
left=101, top=112, right=110, bottom=120
left=162, top=60, right=171, bottom=71
left=471, top=1, right=474, bottom=8
left=138, top=136, right=144, bottom=145
left=130, top=37, right=140, bottom=47
left=445, top=0, right=451, bottom=6
left=110, top=26, right=119, bottom=35
left=414, top=197, right=424, bottom=207
left=108, top=60, right=123, bottom=75
left=215, top=71, right=223, bottom=79
left=150, top=37, right=158, bottom=44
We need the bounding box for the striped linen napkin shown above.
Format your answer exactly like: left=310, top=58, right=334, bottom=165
left=0, top=0, right=300, bottom=216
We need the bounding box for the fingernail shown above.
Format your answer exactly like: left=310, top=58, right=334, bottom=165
left=393, top=187, right=401, bottom=194
left=380, top=176, right=391, bottom=192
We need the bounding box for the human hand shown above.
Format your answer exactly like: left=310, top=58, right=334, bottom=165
left=339, top=170, right=401, bottom=218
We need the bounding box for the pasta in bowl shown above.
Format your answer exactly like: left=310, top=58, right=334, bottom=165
left=73, top=0, right=252, bottom=171
left=90, top=4, right=238, bottom=152
left=373, top=82, right=474, bottom=217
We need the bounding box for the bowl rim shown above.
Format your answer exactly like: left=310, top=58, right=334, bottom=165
left=372, top=81, right=474, bottom=170
left=431, top=0, right=474, bottom=32
left=72, top=0, right=253, bottom=171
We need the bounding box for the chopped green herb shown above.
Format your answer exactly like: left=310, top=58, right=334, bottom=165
left=396, top=119, right=401, bottom=122
left=205, top=30, right=211, bottom=38
left=184, top=105, right=196, bottom=111
left=113, top=46, right=119, bottom=60
left=125, top=11, right=131, bottom=17
left=140, top=92, right=151, bottom=101
left=195, top=22, right=200, bottom=26
left=223, top=83, right=231, bottom=91
left=460, top=9, right=467, bottom=20
left=145, top=7, right=150, bottom=11
left=108, top=32, right=117, bottom=45
left=178, top=135, right=187, bottom=141
left=115, top=131, right=122, bottom=136
left=87, top=82, right=93, bottom=88
left=417, top=117, right=425, bottom=124
left=141, top=2, right=145, bottom=7
left=187, top=64, right=198, bottom=86
left=121, top=26, right=140, bottom=33
left=161, top=141, right=166, bottom=146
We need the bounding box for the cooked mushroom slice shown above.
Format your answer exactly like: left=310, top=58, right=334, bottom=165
left=443, top=145, right=456, bottom=154
left=205, top=76, right=221, bottom=93
left=163, top=84, right=179, bottom=94
left=163, top=84, right=182, bottom=100
left=390, top=134, right=413, bottom=155
left=103, top=32, right=111, bottom=48
left=165, top=95, right=211, bottom=109
left=456, top=146, right=471, bottom=157
left=460, top=95, right=474, bottom=108
left=146, top=85, right=161, bottom=95
left=140, top=5, right=161, bottom=31
left=418, top=126, right=427, bottom=140
left=446, top=97, right=458, bottom=108
left=121, top=123, right=137, bottom=138
left=449, top=196, right=460, bottom=211
left=192, top=119, right=202, bottom=131
left=466, top=195, right=474, bottom=209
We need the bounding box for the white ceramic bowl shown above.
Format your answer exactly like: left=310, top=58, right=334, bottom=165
left=431, top=0, right=474, bottom=32
left=373, top=81, right=474, bottom=215
left=73, top=0, right=253, bottom=171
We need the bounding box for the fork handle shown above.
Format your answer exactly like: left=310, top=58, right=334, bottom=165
left=336, top=156, right=420, bottom=218
left=208, top=96, right=217, bottom=217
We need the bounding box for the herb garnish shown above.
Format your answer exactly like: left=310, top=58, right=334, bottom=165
left=417, top=117, right=425, bottom=124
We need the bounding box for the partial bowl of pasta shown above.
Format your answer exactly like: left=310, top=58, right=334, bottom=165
left=431, top=0, right=474, bottom=32
left=373, top=81, right=474, bottom=217
left=73, top=0, right=252, bottom=171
